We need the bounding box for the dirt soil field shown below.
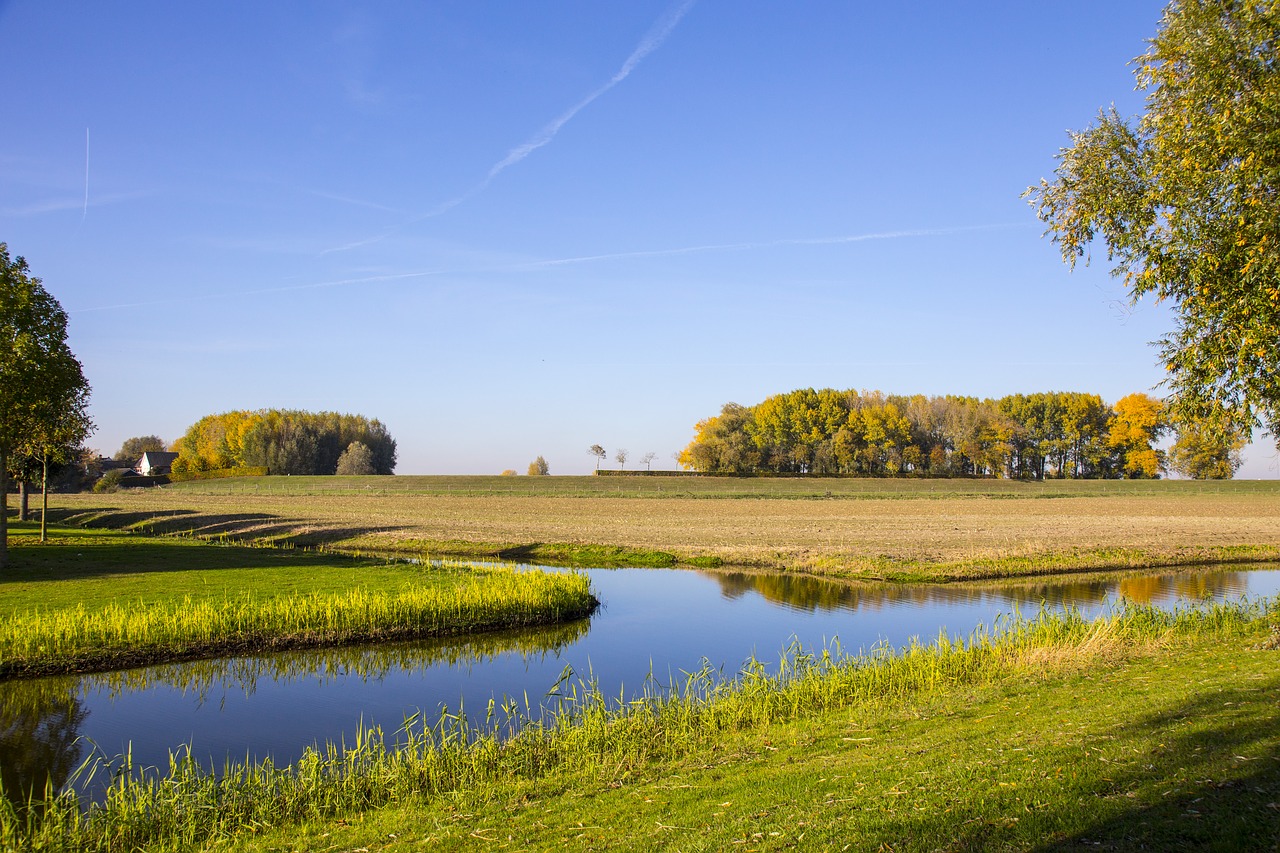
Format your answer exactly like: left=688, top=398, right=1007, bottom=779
left=47, top=483, right=1280, bottom=579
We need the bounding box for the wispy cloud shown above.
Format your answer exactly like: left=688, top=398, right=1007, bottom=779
left=81, top=128, right=90, bottom=222
left=321, top=0, right=696, bottom=253
left=308, top=189, right=411, bottom=216
left=0, top=190, right=150, bottom=218
left=71, top=269, right=454, bottom=313
left=73, top=222, right=1019, bottom=314
left=516, top=224, right=1027, bottom=269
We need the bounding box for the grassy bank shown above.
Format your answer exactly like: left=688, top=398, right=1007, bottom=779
left=4, top=601, right=1276, bottom=851
left=47, top=479, right=1280, bottom=579
left=0, top=523, right=597, bottom=678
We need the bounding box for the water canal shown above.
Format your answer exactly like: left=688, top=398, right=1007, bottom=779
left=2, top=563, right=1278, bottom=802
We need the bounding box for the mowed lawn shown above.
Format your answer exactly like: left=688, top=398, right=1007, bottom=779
left=0, top=522, right=473, bottom=615
left=0, top=522, right=596, bottom=677
left=47, top=477, right=1280, bottom=579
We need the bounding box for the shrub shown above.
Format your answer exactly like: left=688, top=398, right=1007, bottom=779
left=335, top=442, right=376, bottom=475
left=92, top=469, right=129, bottom=493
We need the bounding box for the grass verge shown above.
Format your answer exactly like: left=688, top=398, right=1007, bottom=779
left=830, top=543, right=1280, bottom=582
left=352, top=538, right=688, bottom=568
left=0, top=523, right=597, bottom=678
left=3, top=600, right=1276, bottom=851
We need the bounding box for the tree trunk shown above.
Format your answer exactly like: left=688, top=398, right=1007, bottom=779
left=0, top=443, right=8, bottom=569
left=40, top=452, right=48, bottom=543
left=18, top=480, right=28, bottom=521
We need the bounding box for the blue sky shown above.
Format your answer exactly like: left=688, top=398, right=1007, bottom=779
left=3, top=1, right=1276, bottom=476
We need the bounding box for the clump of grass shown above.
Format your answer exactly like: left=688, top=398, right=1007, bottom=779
left=2, top=599, right=1270, bottom=852
left=0, top=569, right=597, bottom=678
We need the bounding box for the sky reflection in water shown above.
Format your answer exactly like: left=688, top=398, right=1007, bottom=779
left=1, top=565, right=1276, bottom=802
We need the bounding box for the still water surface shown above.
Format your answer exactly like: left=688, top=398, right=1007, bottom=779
left=2, top=564, right=1277, bottom=800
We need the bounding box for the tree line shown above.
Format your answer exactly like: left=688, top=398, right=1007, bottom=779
left=172, top=410, right=397, bottom=476
left=678, top=388, right=1243, bottom=480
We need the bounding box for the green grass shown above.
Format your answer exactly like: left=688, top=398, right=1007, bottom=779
left=5, top=601, right=1276, bottom=851
left=838, top=544, right=1280, bottom=582
left=0, top=524, right=475, bottom=613
left=360, top=538, right=687, bottom=568
left=0, top=523, right=597, bottom=677
left=163, top=474, right=1280, bottom=500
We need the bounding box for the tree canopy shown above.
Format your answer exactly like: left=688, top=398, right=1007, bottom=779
left=114, top=435, right=167, bottom=463
left=1027, top=0, right=1280, bottom=444
left=1, top=244, right=93, bottom=565
left=171, top=410, right=396, bottom=475
left=335, top=441, right=376, bottom=476
left=678, top=388, right=1173, bottom=480
left=1169, top=420, right=1248, bottom=479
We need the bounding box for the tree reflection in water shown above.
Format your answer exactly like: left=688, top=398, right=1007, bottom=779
left=709, top=568, right=1254, bottom=614
left=82, top=617, right=591, bottom=704
left=0, top=676, right=87, bottom=811
left=0, top=617, right=589, bottom=809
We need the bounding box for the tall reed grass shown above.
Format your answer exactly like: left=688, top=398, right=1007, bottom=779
left=0, top=569, right=596, bottom=679
left=2, top=598, right=1271, bottom=853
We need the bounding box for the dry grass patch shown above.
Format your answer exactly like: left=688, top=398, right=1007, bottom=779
left=49, top=486, right=1280, bottom=578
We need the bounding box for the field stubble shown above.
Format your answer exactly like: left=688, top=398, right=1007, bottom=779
left=51, top=485, right=1280, bottom=579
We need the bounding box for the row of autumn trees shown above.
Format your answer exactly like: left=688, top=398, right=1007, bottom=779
left=171, top=410, right=397, bottom=476
left=678, top=388, right=1242, bottom=479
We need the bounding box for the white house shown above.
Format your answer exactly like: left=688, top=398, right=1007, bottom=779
left=136, top=451, right=179, bottom=476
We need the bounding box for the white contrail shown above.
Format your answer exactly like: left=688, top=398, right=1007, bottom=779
left=322, top=0, right=696, bottom=250
left=483, top=0, right=694, bottom=184
left=82, top=128, right=89, bottom=222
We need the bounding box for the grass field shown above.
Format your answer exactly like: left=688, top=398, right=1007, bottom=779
left=47, top=476, right=1280, bottom=580
left=7, top=601, right=1276, bottom=852
left=0, top=522, right=596, bottom=677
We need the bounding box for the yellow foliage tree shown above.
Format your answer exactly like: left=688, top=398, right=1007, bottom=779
left=1107, top=393, right=1168, bottom=478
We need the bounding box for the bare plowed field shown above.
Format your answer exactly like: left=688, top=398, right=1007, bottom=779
left=48, top=481, right=1280, bottom=578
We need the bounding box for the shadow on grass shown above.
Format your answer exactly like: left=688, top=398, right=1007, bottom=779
left=851, top=664, right=1280, bottom=852
left=1029, top=676, right=1280, bottom=852
left=0, top=537, right=374, bottom=584
left=2, top=510, right=411, bottom=585
left=37, top=506, right=407, bottom=553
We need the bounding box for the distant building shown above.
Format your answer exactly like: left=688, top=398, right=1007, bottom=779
left=136, top=451, right=179, bottom=476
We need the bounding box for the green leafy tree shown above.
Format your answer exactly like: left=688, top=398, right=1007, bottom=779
left=1027, top=0, right=1280, bottom=446
left=527, top=456, right=549, bottom=476
left=335, top=441, right=376, bottom=475
left=588, top=444, right=606, bottom=471
left=114, top=435, right=167, bottom=464
left=23, top=396, right=92, bottom=542
left=1169, top=420, right=1247, bottom=479
left=0, top=245, right=93, bottom=565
